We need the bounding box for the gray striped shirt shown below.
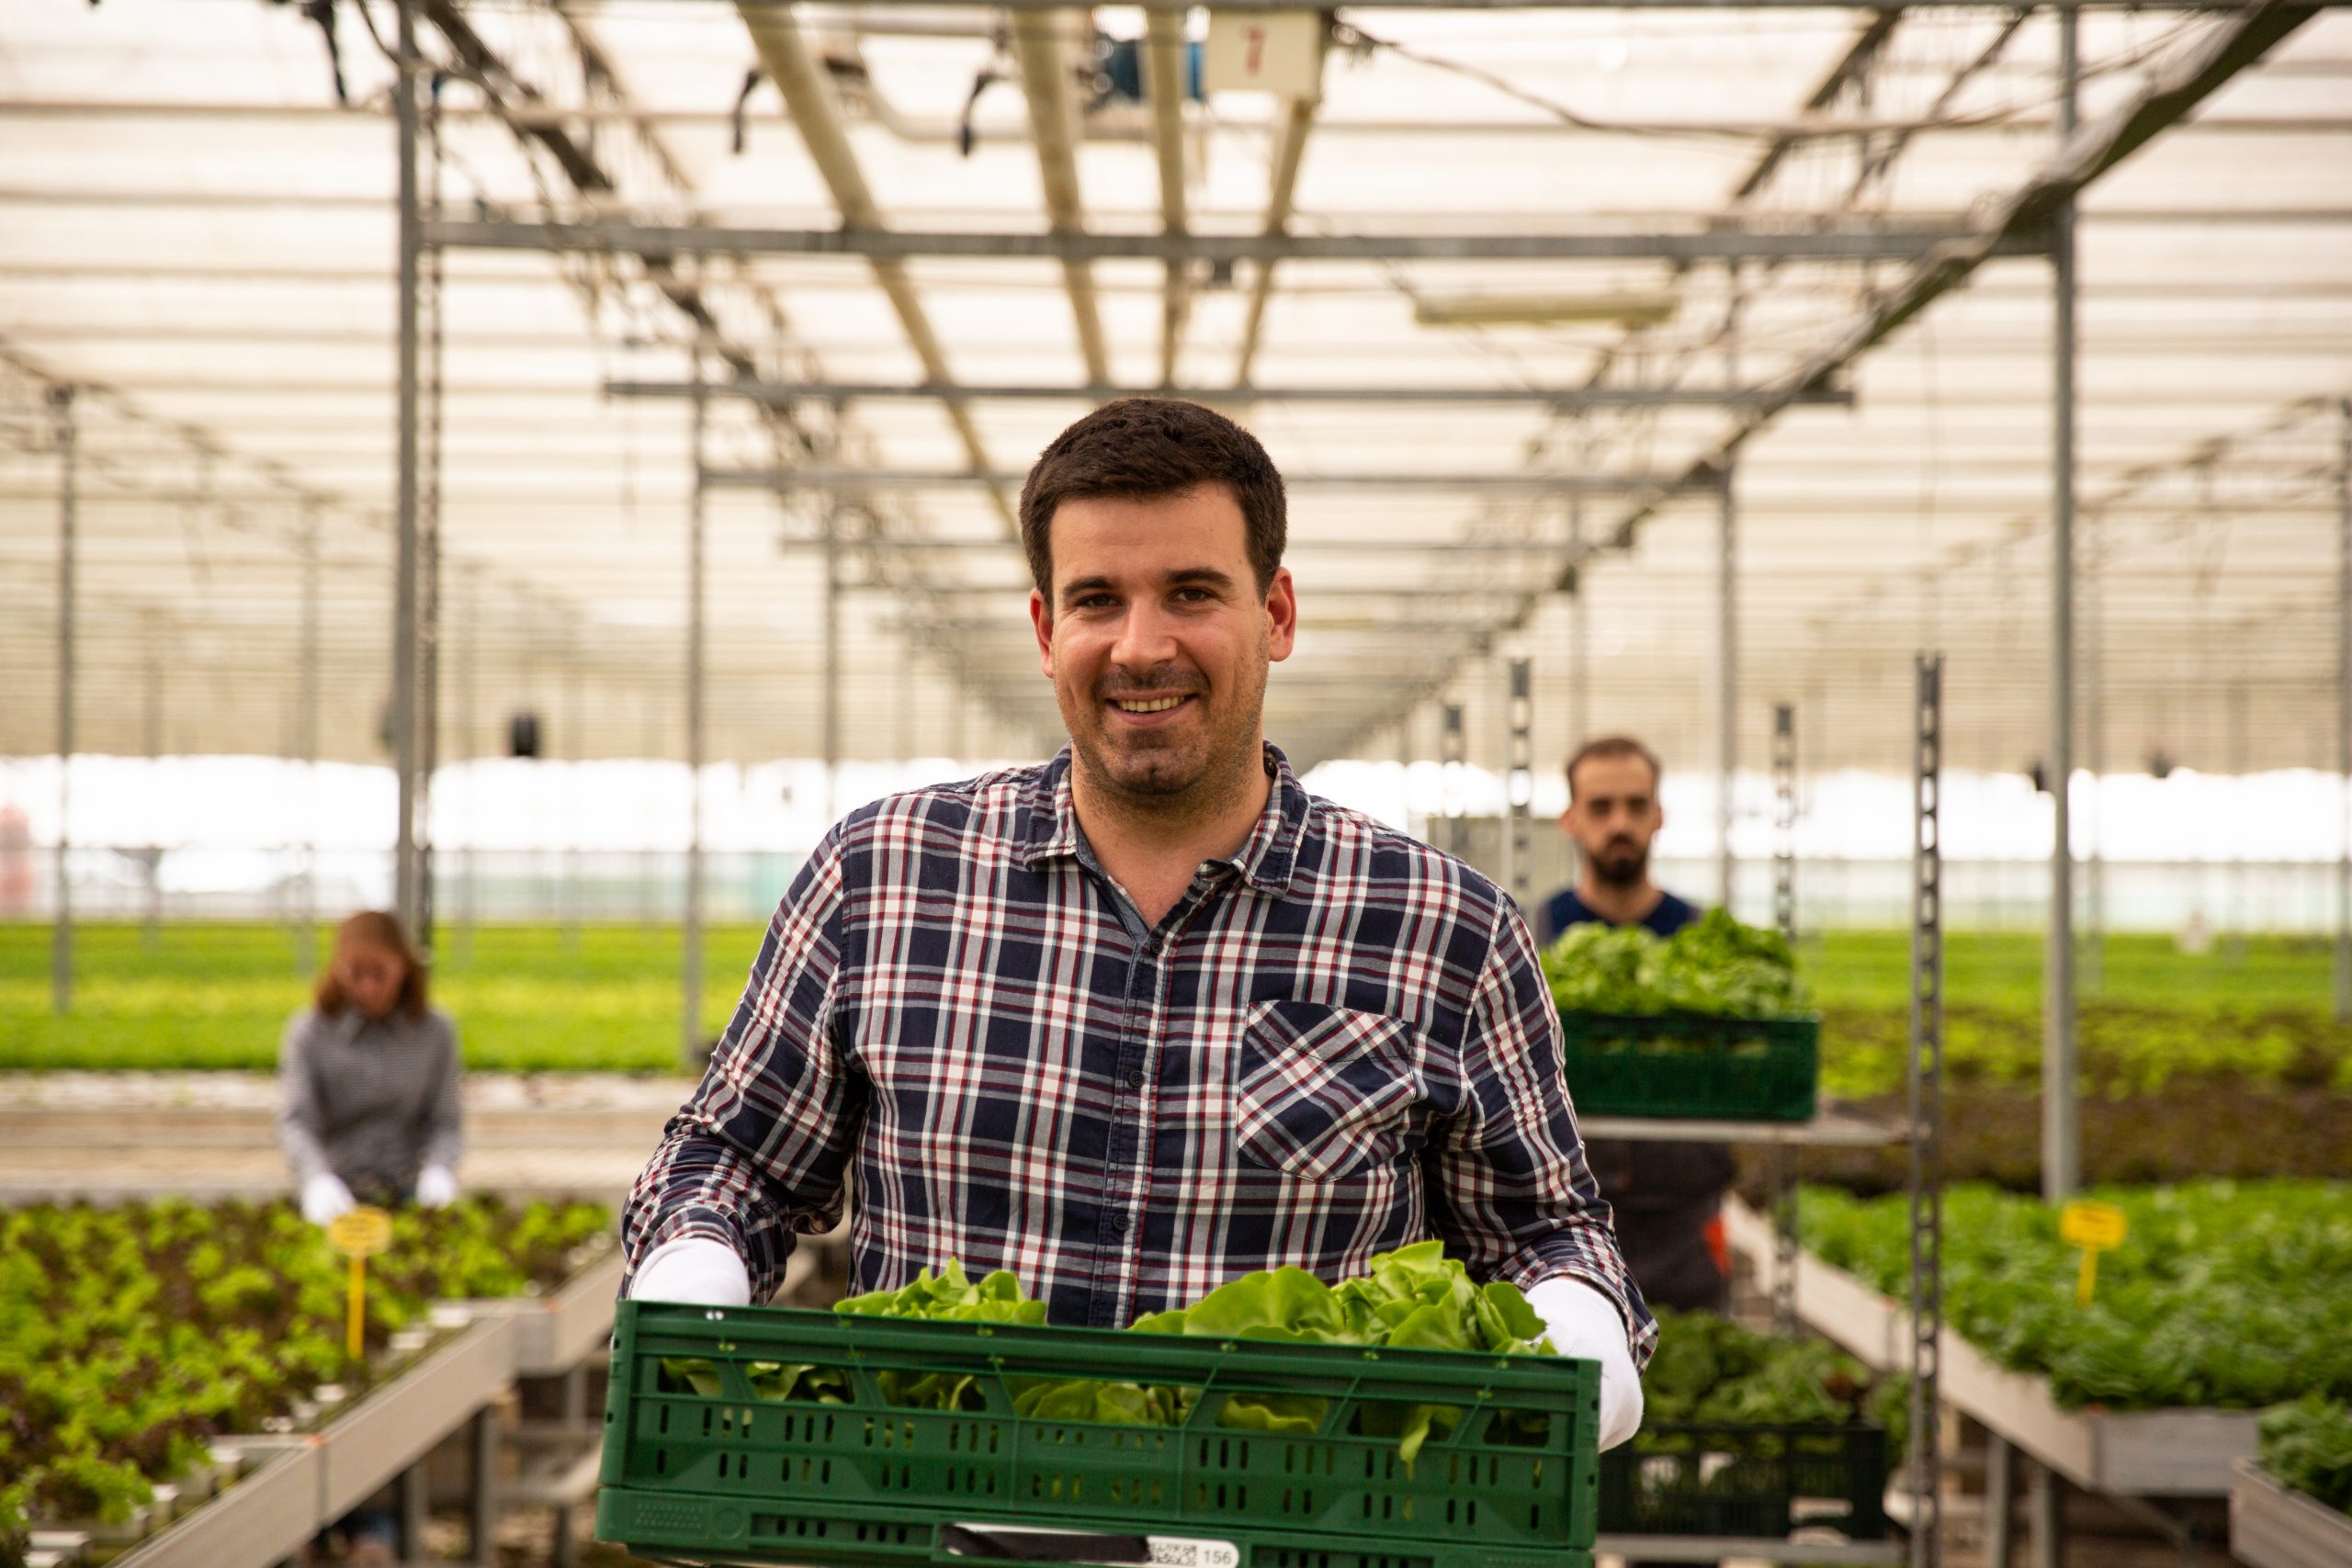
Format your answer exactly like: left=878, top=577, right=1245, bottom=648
left=277, top=1005, right=464, bottom=1200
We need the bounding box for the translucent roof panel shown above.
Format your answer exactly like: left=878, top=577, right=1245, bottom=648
left=2, top=0, right=2347, bottom=783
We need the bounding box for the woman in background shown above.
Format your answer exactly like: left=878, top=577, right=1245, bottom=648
left=277, top=910, right=463, bottom=1564
left=280, top=909, right=463, bottom=1222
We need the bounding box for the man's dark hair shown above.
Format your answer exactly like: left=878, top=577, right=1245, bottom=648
left=1019, top=398, right=1287, bottom=600
left=1566, top=736, right=1663, bottom=801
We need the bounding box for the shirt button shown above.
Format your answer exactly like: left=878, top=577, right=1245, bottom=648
left=1107, top=1210, right=1130, bottom=1235
left=1125, top=1067, right=1147, bottom=1090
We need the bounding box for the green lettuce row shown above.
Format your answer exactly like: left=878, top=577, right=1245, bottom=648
left=1641, top=1308, right=1906, bottom=1459
left=2259, top=1394, right=2352, bottom=1514
left=659, top=1242, right=1559, bottom=1467
left=0, top=1196, right=611, bottom=1529
left=1803, top=1181, right=2352, bottom=1412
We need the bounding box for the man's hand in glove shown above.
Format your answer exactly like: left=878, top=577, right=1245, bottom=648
left=1526, top=1275, right=1645, bottom=1450
left=414, top=1165, right=459, bottom=1209
left=300, top=1172, right=356, bottom=1226
left=628, top=1236, right=752, bottom=1306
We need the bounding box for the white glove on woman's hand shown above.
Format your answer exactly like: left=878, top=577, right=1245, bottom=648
left=414, top=1165, right=459, bottom=1209
left=300, top=1172, right=356, bottom=1226
left=1526, top=1275, right=1645, bottom=1450
left=629, top=1236, right=752, bottom=1306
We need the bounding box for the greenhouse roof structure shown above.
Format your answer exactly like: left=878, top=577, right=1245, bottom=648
left=3, top=0, right=2349, bottom=784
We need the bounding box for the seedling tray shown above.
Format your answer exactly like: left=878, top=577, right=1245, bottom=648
left=596, top=1300, right=1601, bottom=1568
left=1600, top=1421, right=1889, bottom=1540
left=1556, top=1011, right=1820, bottom=1122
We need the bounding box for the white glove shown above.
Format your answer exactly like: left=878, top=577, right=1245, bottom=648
left=629, top=1236, right=752, bottom=1306
left=414, top=1165, right=459, bottom=1209
left=1527, top=1275, right=1645, bottom=1450
left=300, top=1172, right=356, bottom=1226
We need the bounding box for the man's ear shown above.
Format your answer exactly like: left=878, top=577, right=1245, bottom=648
left=1264, top=568, right=1298, bottom=662
left=1029, top=588, right=1055, bottom=678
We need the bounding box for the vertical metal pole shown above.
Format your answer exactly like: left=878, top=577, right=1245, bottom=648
left=396, top=1461, right=428, bottom=1564
left=50, top=384, right=76, bottom=1015
left=1717, top=274, right=1743, bottom=918
left=1566, top=493, right=1589, bottom=752
left=563, top=632, right=582, bottom=952
left=1442, top=703, right=1466, bottom=860
left=2228, top=675, right=2249, bottom=963
left=2027, top=1461, right=2064, bottom=1568
left=1984, top=1434, right=2016, bottom=1568
left=458, top=565, right=478, bottom=964
left=469, top=1401, right=498, bottom=1567
left=823, top=503, right=842, bottom=825
left=684, top=374, right=708, bottom=1069
left=1772, top=705, right=1797, bottom=945
left=2083, top=515, right=2103, bottom=993
left=2337, top=398, right=2351, bottom=1023
left=1716, top=459, right=1738, bottom=915
left=141, top=621, right=164, bottom=953
left=1508, top=660, right=1533, bottom=910
left=2042, top=5, right=2082, bottom=1204
left=1770, top=702, right=1799, bottom=1333
left=1908, top=654, right=1946, bottom=1568
left=392, top=0, right=424, bottom=936
left=416, top=68, right=444, bottom=956
left=300, top=506, right=322, bottom=977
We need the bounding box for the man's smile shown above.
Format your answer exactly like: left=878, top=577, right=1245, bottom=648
left=1107, top=693, right=1198, bottom=719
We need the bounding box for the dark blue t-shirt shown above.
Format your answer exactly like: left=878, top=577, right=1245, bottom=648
left=1540, top=886, right=1701, bottom=945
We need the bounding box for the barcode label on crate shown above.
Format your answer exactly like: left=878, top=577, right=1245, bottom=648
left=947, top=1523, right=1238, bottom=1568
left=1145, top=1538, right=1242, bottom=1568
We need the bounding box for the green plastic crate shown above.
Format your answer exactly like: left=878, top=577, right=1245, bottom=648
left=1600, top=1421, right=1889, bottom=1540
left=596, top=1299, right=1600, bottom=1568
left=1556, top=1011, right=1820, bottom=1122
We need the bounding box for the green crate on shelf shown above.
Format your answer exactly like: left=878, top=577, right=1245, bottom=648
left=1600, top=1421, right=1889, bottom=1540
left=1556, top=1011, right=1820, bottom=1122
left=596, top=1299, right=1600, bottom=1568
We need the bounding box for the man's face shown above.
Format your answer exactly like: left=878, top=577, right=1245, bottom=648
left=1029, top=484, right=1295, bottom=807
left=1561, top=752, right=1664, bottom=888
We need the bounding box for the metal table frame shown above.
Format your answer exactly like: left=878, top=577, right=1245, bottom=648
left=106, top=1243, right=624, bottom=1568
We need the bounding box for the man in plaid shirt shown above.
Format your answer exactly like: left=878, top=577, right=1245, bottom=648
left=625, top=399, right=1650, bottom=1447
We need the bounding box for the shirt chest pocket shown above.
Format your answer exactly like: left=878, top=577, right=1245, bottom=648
left=1235, top=1000, right=1424, bottom=1184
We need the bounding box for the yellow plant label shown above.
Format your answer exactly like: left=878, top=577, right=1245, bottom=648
left=2061, top=1200, right=2127, bottom=1305
left=326, top=1205, right=392, bottom=1360
left=2060, top=1201, right=2128, bottom=1253
left=326, top=1205, right=392, bottom=1258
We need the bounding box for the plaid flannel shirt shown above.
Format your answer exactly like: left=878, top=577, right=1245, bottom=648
left=623, top=743, right=1654, bottom=1362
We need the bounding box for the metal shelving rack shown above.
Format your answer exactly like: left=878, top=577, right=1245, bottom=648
left=1596, top=660, right=1949, bottom=1567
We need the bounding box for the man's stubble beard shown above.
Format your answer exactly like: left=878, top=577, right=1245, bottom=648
left=1061, top=639, right=1270, bottom=826
left=1588, top=839, right=1650, bottom=889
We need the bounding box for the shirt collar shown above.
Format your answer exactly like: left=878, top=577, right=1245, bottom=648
left=1015, top=742, right=1312, bottom=899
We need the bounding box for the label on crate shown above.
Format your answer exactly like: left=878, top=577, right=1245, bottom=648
left=1142, top=1539, right=1242, bottom=1568
left=947, top=1523, right=1239, bottom=1568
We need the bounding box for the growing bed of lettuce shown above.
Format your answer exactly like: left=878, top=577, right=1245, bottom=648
left=6, top=922, right=2346, bottom=1093
left=1802, top=1180, right=2352, bottom=1411
left=0, top=1195, right=610, bottom=1545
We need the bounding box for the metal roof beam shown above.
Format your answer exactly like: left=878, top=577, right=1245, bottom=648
left=424, top=217, right=2030, bottom=264
left=786, top=0, right=2336, bottom=10
left=703, top=467, right=1686, bottom=495
left=606, top=378, right=1854, bottom=410
left=1010, top=7, right=1112, bottom=385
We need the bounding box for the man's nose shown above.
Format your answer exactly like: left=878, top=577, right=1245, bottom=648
left=1109, top=602, right=1181, bottom=669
